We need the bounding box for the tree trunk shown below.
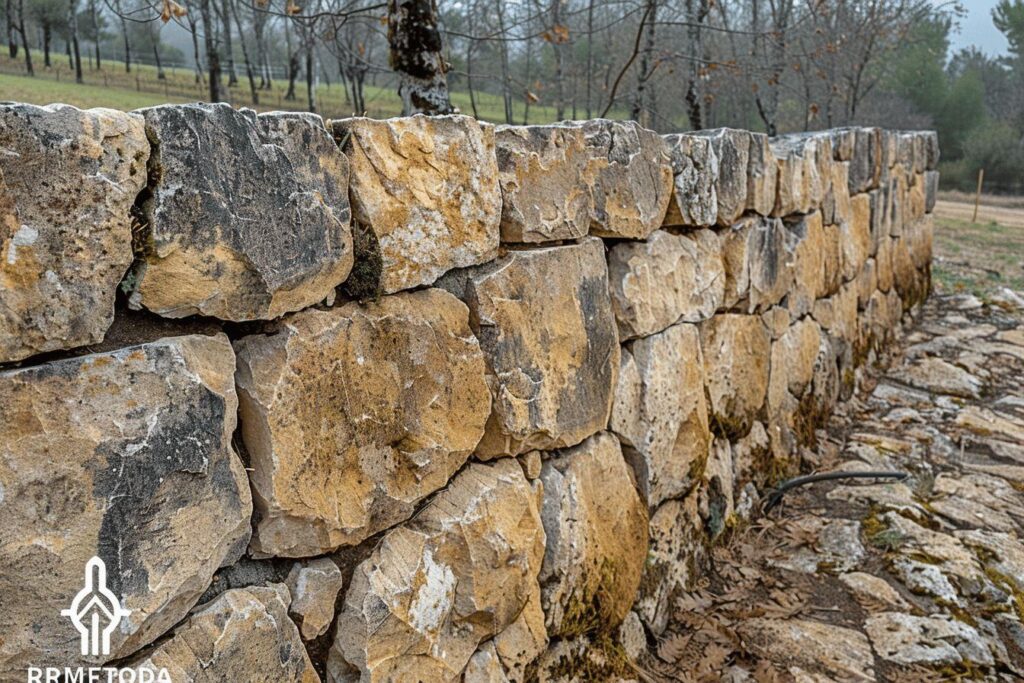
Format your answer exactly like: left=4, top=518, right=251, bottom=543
left=90, top=0, right=100, bottom=69
left=220, top=0, right=237, bottom=85
left=231, top=0, right=258, bottom=104
left=200, top=0, right=222, bottom=101
left=632, top=0, right=657, bottom=126
left=305, top=35, right=316, bottom=113
left=42, top=22, right=51, bottom=67
left=551, top=0, right=565, bottom=120
left=151, top=24, right=165, bottom=79
left=495, top=1, right=513, bottom=123
left=284, top=18, right=297, bottom=100
left=7, top=0, right=17, bottom=58
left=585, top=0, right=594, bottom=118
left=116, top=0, right=131, bottom=73
left=387, top=0, right=453, bottom=115
left=68, top=0, right=83, bottom=82
left=188, top=13, right=204, bottom=83
left=16, top=0, right=31, bottom=75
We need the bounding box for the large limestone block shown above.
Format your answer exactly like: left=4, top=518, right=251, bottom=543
left=848, top=127, right=883, bottom=194
left=719, top=215, right=793, bottom=312
left=131, top=585, right=319, bottom=682
left=329, top=459, right=546, bottom=683
left=771, top=133, right=833, bottom=216
left=693, top=128, right=751, bottom=225
left=610, top=322, right=710, bottom=508
left=569, top=119, right=672, bottom=238
left=784, top=211, right=828, bottom=317
left=234, top=288, right=490, bottom=557
left=333, top=115, right=500, bottom=294
left=826, top=161, right=853, bottom=226
left=441, top=238, right=619, bottom=458
left=0, top=335, right=252, bottom=671
left=494, top=124, right=596, bottom=243
left=539, top=432, right=649, bottom=636
left=0, top=103, right=148, bottom=362
left=635, top=493, right=705, bottom=635
left=840, top=193, right=872, bottom=281
left=607, top=229, right=724, bottom=340
left=130, top=104, right=353, bottom=320
left=699, top=314, right=771, bottom=435
left=767, top=317, right=823, bottom=418
left=747, top=132, right=779, bottom=216
left=662, top=133, right=718, bottom=227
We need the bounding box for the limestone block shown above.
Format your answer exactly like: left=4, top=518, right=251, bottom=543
left=840, top=193, right=872, bottom=282
left=0, top=335, right=252, bottom=670
left=234, top=288, right=490, bottom=557
left=768, top=317, right=823, bottom=418
left=784, top=211, right=828, bottom=317
left=719, top=215, right=793, bottom=312
left=693, top=128, right=751, bottom=225
left=0, top=103, right=148, bottom=362
left=607, top=229, right=725, bottom=339
left=771, top=134, right=833, bottom=216
left=610, top=322, right=710, bottom=507
left=539, top=432, right=649, bottom=636
left=130, top=104, right=353, bottom=320
left=494, top=124, right=596, bottom=243
left=333, top=114, right=500, bottom=294
left=662, top=133, right=718, bottom=227
left=441, top=238, right=619, bottom=459
left=286, top=559, right=345, bottom=640
left=131, top=585, right=318, bottom=682
left=568, top=119, right=672, bottom=238
left=925, top=170, right=939, bottom=213
left=848, top=127, right=882, bottom=194
left=747, top=132, right=779, bottom=216
left=699, top=314, right=771, bottom=435
left=329, top=459, right=545, bottom=682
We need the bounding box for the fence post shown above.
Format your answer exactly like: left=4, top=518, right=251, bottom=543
left=972, top=168, right=985, bottom=224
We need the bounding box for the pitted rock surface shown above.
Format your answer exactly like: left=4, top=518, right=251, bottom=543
left=130, top=104, right=353, bottom=321
left=328, top=458, right=545, bottom=683
left=0, top=334, right=251, bottom=671
left=439, top=237, right=619, bottom=459
left=332, top=115, right=500, bottom=294
left=0, top=103, right=148, bottom=362
left=662, top=133, right=718, bottom=227
left=234, top=288, right=490, bottom=557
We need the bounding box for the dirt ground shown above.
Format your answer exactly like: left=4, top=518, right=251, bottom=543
left=931, top=197, right=1024, bottom=297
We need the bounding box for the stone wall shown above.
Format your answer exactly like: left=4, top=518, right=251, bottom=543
left=0, top=102, right=937, bottom=682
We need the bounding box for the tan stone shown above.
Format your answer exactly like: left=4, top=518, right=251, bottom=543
left=761, top=306, right=792, bottom=340
left=131, top=585, right=319, bottom=682
left=784, top=211, right=827, bottom=317
left=539, top=432, right=649, bottom=636
left=700, top=437, right=735, bottom=537
left=738, top=618, right=874, bottom=681
left=607, top=229, right=724, bottom=340
left=329, top=459, right=545, bottom=682
left=700, top=314, right=771, bottom=435
left=855, top=258, right=878, bottom=308
left=0, top=335, right=252, bottom=670
left=0, top=103, right=148, bottom=362
left=840, top=572, right=910, bottom=611
left=131, top=105, right=353, bottom=320
left=772, top=134, right=833, bottom=216
left=812, top=283, right=859, bottom=345
left=719, top=215, right=793, bottom=312
left=876, top=234, right=895, bottom=292
left=662, top=133, right=718, bottom=227
left=611, top=322, right=710, bottom=507
left=693, top=128, right=750, bottom=225
left=463, top=642, right=510, bottom=683
left=234, top=288, right=490, bottom=557
left=747, top=132, right=778, bottom=216
left=494, top=124, right=596, bottom=243
left=568, top=119, right=672, bottom=239
left=333, top=115, right=500, bottom=294
left=491, top=585, right=548, bottom=682
left=441, top=238, right=619, bottom=458
left=286, top=559, right=345, bottom=640
left=768, top=318, right=823, bottom=418
left=827, top=161, right=852, bottom=226
left=841, top=193, right=872, bottom=281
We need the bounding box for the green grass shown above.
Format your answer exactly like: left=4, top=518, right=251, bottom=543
left=0, top=50, right=589, bottom=123
left=933, top=216, right=1024, bottom=297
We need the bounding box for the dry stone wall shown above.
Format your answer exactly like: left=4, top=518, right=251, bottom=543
left=0, top=101, right=937, bottom=682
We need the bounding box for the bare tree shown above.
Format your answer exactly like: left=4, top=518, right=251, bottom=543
left=387, top=0, right=452, bottom=115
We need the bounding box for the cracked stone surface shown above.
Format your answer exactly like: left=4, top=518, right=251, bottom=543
left=641, top=293, right=1024, bottom=681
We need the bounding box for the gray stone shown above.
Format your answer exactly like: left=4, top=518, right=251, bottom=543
left=693, top=128, right=751, bottom=225
left=662, top=133, right=718, bottom=227
left=719, top=215, right=793, bottom=312
left=286, top=559, right=345, bottom=640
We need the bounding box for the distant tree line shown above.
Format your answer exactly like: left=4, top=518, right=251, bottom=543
left=2, top=0, right=1021, bottom=191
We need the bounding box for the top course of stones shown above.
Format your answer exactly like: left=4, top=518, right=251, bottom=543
left=0, top=102, right=938, bottom=364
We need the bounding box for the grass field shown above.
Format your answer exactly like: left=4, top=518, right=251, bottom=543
left=0, top=50, right=583, bottom=123
left=932, top=203, right=1024, bottom=298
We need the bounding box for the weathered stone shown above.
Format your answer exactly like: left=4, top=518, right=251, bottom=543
left=0, top=334, right=252, bottom=670
left=234, top=288, right=490, bottom=557
left=611, top=322, right=710, bottom=507
left=635, top=493, right=705, bottom=635
left=895, top=357, right=982, bottom=399
left=130, top=104, right=352, bottom=320
left=812, top=283, right=859, bottom=345
left=866, top=613, right=992, bottom=667
left=568, top=119, right=672, bottom=239
left=840, top=572, right=910, bottom=611
left=286, top=559, right=345, bottom=640
left=738, top=618, right=874, bottom=681
left=494, top=124, right=596, bottom=243
left=441, top=238, right=619, bottom=458
left=854, top=258, right=878, bottom=308
left=830, top=128, right=856, bottom=161
left=868, top=186, right=892, bottom=255
left=761, top=306, right=792, bottom=340
left=931, top=473, right=1024, bottom=533
left=662, top=133, right=718, bottom=227
left=821, top=222, right=844, bottom=298
left=700, top=314, right=771, bottom=435
left=719, top=215, right=792, bottom=313
left=491, top=585, right=548, bottom=683
left=771, top=134, right=833, bottom=216
left=769, top=518, right=865, bottom=575
left=693, top=128, right=750, bottom=225
left=700, top=437, right=736, bottom=537
left=618, top=611, right=647, bottom=664
left=463, top=642, right=509, bottom=683
left=925, top=170, right=939, bottom=214
left=840, top=193, right=872, bottom=281
left=131, top=585, right=319, bottom=682
left=768, top=317, right=822, bottom=418
left=847, top=128, right=882, bottom=194
left=333, top=115, right=500, bottom=294
left=825, top=161, right=852, bottom=226
left=539, top=432, right=648, bottom=636
left=747, top=132, right=778, bottom=216
left=0, top=103, right=148, bottom=362
left=875, top=234, right=895, bottom=292
left=784, top=211, right=831, bottom=317
left=607, top=229, right=724, bottom=339
left=329, top=459, right=545, bottom=682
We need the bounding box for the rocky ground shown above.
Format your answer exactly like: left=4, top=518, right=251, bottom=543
left=640, top=291, right=1024, bottom=682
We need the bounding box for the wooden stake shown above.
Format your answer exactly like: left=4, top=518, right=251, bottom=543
left=973, top=168, right=985, bottom=224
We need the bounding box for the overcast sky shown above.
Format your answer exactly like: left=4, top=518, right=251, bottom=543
left=948, top=0, right=1010, bottom=57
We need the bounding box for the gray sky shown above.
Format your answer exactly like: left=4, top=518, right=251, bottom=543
left=948, top=0, right=1010, bottom=57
